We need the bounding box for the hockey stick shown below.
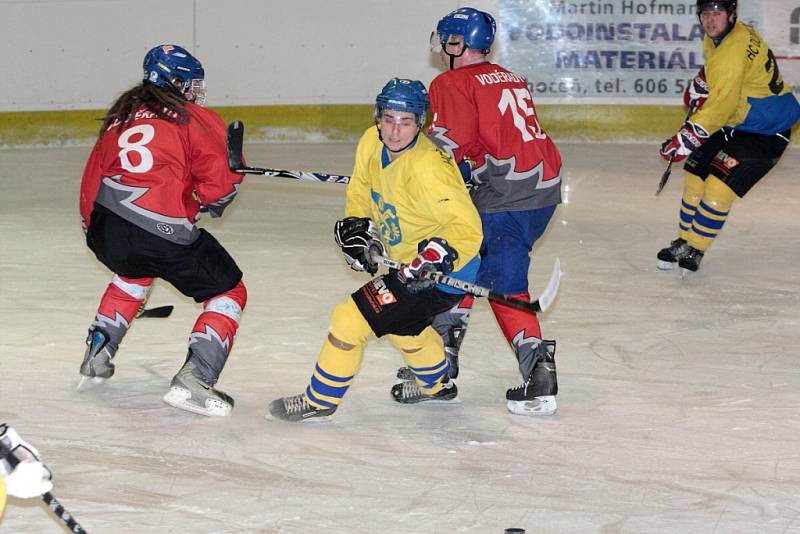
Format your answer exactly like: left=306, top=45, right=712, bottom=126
left=656, top=107, right=695, bottom=196
left=226, top=121, right=351, bottom=184
left=374, top=254, right=561, bottom=313
left=0, top=442, right=88, bottom=534
left=136, top=305, right=174, bottom=319
left=655, top=154, right=677, bottom=196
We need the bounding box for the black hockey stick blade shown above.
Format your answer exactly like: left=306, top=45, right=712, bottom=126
left=0, top=442, right=88, bottom=534
left=655, top=156, right=675, bottom=196
left=226, top=121, right=351, bottom=184
left=136, top=305, right=174, bottom=319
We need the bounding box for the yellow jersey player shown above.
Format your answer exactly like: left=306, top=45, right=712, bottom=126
left=658, top=0, right=800, bottom=275
left=268, top=78, right=482, bottom=421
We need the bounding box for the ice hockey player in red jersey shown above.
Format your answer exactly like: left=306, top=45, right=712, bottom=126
left=78, top=44, right=247, bottom=416
left=405, top=7, right=563, bottom=416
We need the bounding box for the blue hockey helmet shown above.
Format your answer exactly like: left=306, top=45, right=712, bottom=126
left=434, top=7, right=496, bottom=52
left=374, top=78, right=429, bottom=128
left=142, top=44, right=206, bottom=104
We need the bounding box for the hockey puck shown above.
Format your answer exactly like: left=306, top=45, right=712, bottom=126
left=504, top=529, right=525, bottom=534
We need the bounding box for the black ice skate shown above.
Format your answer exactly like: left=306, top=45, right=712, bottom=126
left=391, top=377, right=459, bottom=404
left=267, top=393, right=337, bottom=422
left=163, top=360, right=234, bottom=417
left=506, top=340, right=558, bottom=416
left=656, top=237, right=689, bottom=270
left=678, top=246, right=704, bottom=276
left=77, top=328, right=115, bottom=390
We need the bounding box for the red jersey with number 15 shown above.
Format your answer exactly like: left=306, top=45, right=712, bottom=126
left=428, top=62, right=562, bottom=213
left=79, top=103, right=242, bottom=245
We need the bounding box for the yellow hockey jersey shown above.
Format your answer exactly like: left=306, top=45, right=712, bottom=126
left=695, top=20, right=800, bottom=135
left=345, top=126, right=482, bottom=279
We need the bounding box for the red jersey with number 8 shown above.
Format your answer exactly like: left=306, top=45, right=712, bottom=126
left=79, top=103, right=242, bottom=245
left=428, top=62, right=562, bottom=213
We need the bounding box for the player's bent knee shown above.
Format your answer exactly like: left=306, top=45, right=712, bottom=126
left=683, top=172, right=705, bottom=202
left=329, top=298, right=372, bottom=348
left=328, top=333, right=356, bottom=351
left=203, top=280, right=247, bottom=324
left=390, top=327, right=442, bottom=355
left=704, top=176, right=737, bottom=210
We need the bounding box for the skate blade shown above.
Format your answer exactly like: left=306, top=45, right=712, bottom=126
left=163, top=387, right=232, bottom=417
left=395, top=395, right=462, bottom=405
left=507, top=397, right=557, bottom=416
left=76, top=375, right=107, bottom=391
left=680, top=267, right=695, bottom=279
left=656, top=260, right=676, bottom=271
left=264, top=411, right=335, bottom=423
left=423, top=397, right=462, bottom=404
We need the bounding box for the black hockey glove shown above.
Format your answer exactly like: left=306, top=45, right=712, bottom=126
left=401, top=237, right=458, bottom=294
left=334, top=217, right=386, bottom=275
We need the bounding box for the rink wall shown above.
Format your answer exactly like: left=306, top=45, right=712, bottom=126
left=0, top=104, right=699, bottom=147
left=0, top=0, right=798, bottom=147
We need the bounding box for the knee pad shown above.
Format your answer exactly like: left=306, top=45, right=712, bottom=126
left=703, top=175, right=736, bottom=213
left=329, top=298, right=372, bottom=348
left=389, top=326, right=443, bottom=355
left=112, top=275, right=153, bottom=300
left=203, top=280, right=247, bottom=325
left=681, top=172, right=705, bottom=206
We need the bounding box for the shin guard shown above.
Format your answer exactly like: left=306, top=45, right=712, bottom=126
left=306, top=299, right=372, bottom=409
left=678, top=173, right=705, bottom=240
left=431, top=295, right=474, bottom=378
left=686, top=175, right=735, bottom=252
left=90, top=275, right=154, bottom=357
left=490, top=293, right=546, bottom=378
left=389, top=327, right=448, bottom=395
left=188, top=280, right=247, bottom=385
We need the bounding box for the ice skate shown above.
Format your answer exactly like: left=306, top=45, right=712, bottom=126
left=679, top=246, right=704, bottom=278
left=391, top=377, right=459, bottom=404
left=506, top=340, right=558, bottom=416
left=162, top=361, right=233, bottom=417
left=656, top=238, right=689, bottom=270
left=77, top=328, right=115, bottom=390
left=267, top=393, right=337, bottom=422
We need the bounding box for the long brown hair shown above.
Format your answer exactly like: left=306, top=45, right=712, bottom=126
left=99, top=83, right=190, bottom=137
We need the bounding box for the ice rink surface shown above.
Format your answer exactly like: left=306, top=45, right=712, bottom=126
left=0, top=140, right=798, bottom=533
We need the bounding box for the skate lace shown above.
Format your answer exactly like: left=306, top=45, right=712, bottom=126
left=284, top=394, right=312, bottom=414
left=508, top=380, right=531, bottom=396
left=399, top=380, right=422, bottom=399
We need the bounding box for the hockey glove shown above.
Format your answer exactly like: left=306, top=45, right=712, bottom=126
left=401, top=237, right=458, bottom=293
left=683, top=67, right=708, bottom=111
left=334, top=217, right=386, bottom=275
left=0, top=424, right=53, bottom=498
left=660, top=121, right=710, bottom=162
